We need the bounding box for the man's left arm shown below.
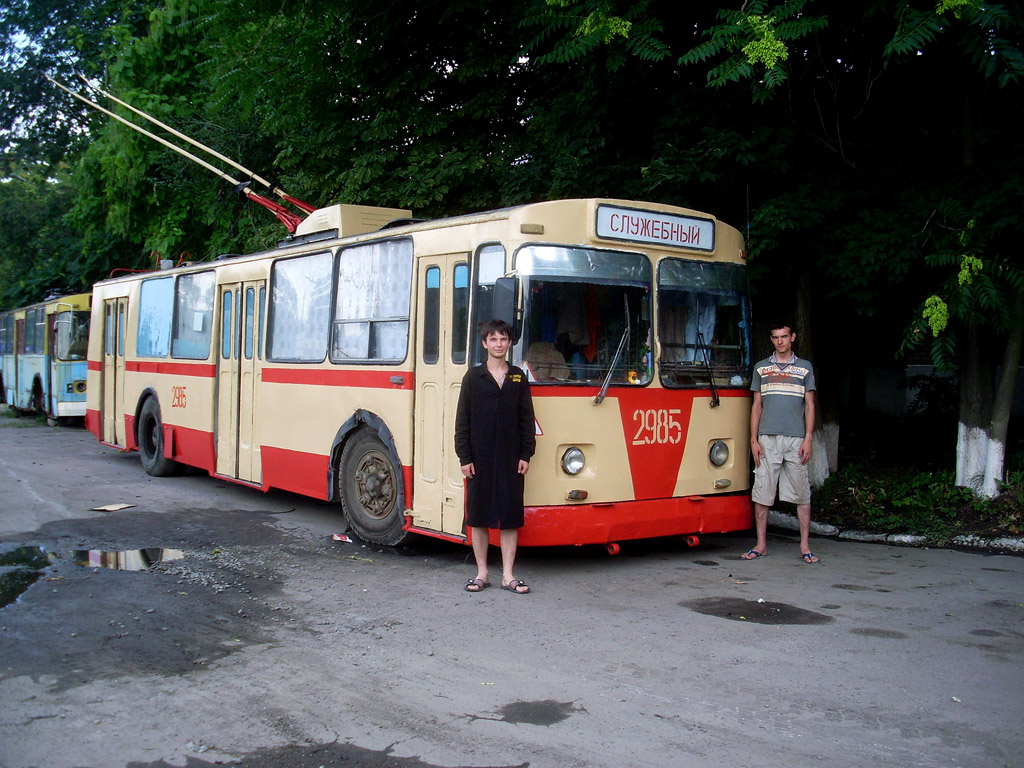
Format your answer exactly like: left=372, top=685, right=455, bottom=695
left=800, top=390, right=815, bottom=464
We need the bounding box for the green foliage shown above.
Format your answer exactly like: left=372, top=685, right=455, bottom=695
left=922, top=296, right=949, bottom=336
left=677, top=0, right=827, bottom=101
left=520, top=0, right=669, bottom=70
left=886, top=2, right=1024, bottom=88
left=813, top=463, right=1004, bottom=540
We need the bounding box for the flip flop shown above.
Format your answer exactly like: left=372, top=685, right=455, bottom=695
left=465, top=578, right=490, bottom=592
left=501, top=579, right=530, bottom=594
left=800, top=552, right=820, bottom=564
left=740, top=549, right=765, bottom=560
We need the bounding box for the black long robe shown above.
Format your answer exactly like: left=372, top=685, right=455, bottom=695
left=454, top=364, right=536, bottom=529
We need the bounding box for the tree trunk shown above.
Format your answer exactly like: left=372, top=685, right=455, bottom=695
left=978, top=292, right=1024, bottom=497
left=954, top=294, right=1023, bottom=499
left=796, top=269, right=837, bottom=487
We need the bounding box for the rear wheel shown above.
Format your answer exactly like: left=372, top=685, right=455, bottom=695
left=138, top=398, right=182, bottom=477
left=338, top=427, right=407, bottom=546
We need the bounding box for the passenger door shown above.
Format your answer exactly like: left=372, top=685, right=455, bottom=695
left=413, top=255, right=471, bottom=536
left=215, top=281, right=265, bottom=482
left=102, top=298, right=128, bottom=446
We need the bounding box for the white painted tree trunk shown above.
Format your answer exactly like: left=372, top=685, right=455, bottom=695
left=956, top=423, right=1006, bottom=499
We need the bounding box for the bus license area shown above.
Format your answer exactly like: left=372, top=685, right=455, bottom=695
left=518, top=246, right=652, bottom=386
left=171, top=385, right=187, bottom=408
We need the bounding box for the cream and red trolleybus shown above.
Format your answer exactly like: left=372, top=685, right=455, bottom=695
left=86, top=199, right=752, bottom=549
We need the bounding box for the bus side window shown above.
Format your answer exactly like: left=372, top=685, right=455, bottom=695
left=268, top=251, right=332, bottom=363
left=221, top=290, right=233, bottom=359
left=117, top=303, right=125, bottom=357
left=137, top=277, right=174, bottom=358
left=332, top=240, right=413, bottom=362
left=452, top=263, right=468, bottom=364
left=423, top=266, right=440, bottom=364
left=257, top=286, right=265, bottom=360
left=105, top=305, right=114, bottom=356
left=244, top=287, right=255, bottom=360
left=171, top=271, right=215, bottom=360
left=470, top=245, right=505, bottom=365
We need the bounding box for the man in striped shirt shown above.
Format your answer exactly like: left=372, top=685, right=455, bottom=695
left=741, top=320, right=820, bottom=563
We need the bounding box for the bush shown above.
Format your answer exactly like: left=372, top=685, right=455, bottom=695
left=812, top=462, right=1013, bottom=540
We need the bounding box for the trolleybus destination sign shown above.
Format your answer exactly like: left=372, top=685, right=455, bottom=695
left=596, top=204, right=715, bottom=252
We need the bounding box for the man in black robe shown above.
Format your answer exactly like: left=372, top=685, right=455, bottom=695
left=455, top=319, right=536, bottom=594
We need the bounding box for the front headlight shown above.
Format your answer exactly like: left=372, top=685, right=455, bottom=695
left=561, top=446, right=585, bottom=475
left=709, top=440, right=729, bottom=467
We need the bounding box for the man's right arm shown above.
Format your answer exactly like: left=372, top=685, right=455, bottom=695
left=750, top=391, right=763, bottom=467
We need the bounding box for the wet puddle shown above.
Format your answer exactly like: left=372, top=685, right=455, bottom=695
left=1, top=545, right=185, bottom=608
left=682, top=596, right=834, bottom=625
left=496, top=699, right=584, bottom=726
left=0, top=546, right=50, bottom=608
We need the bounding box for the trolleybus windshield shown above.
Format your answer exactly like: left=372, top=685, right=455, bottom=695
left=516, top=245, right=652, bottom=385
left=55, top=311, right=90, bottom=361
left=657, top=259, right=750, bottom=388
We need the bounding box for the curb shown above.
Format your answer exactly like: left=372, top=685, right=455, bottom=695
left=766, top=510, right=1024, bottom=554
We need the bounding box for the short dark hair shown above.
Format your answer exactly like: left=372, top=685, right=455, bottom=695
left=480, top=318, right=513, bottom=341
left=769, top=319, right=795, bottom=334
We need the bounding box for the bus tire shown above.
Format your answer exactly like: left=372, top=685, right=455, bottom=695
left=138, top=398, right=181, bottom=477
left=338, top=427, right=407, bottom=546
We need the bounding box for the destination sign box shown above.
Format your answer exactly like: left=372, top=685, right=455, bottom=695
left=596, top=204, right=715, bottom=252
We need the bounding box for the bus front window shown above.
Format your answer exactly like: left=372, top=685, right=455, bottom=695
left=55, top=311, right=90, bottom=361
left=657, top=259, right=750, bottom=388
left=516, top=246, right=652, bottom=385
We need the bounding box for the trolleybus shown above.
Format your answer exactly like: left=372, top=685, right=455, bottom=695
left=86, top=199, right=752, bottom=548
left=1, top=293, right=91, bottom=421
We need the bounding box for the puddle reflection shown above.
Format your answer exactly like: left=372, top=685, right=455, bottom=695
left=74, top=548, right=185, bottom=571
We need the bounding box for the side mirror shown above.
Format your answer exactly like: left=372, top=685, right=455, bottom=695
left=493, top=277, right=521, bottom=342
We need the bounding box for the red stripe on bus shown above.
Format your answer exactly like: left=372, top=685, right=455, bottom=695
left=260, top=446, right=331, bottom=500
left=87, top=359, right=102, bottom=371
left=85, top=408, right=101, bottom=438
left=164, top=423, right=215, bottom=472
left=262, top=368, right=414, bottom=389
left=515, top=493, right=753, bottom=547
left=126, top=361, right=216, bottom=377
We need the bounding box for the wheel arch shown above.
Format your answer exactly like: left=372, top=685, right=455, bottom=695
left=327, top=409, right=406, bottom=511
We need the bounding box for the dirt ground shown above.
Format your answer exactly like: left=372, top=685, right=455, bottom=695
left=1, top=413, right=1022, bottom=768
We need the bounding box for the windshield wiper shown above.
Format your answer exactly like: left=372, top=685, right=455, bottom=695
left=697, top=331, right=720, bottom=407
left=594, top=296, right=630, bottom=405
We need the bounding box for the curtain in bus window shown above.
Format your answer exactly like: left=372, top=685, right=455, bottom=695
left=171, top=271, right=215, bottom=359
left=137, top=277, right=175, bottom=357
left=332, top=240, right=413, bottom=362
left=268, top=251, right=332, bottom=362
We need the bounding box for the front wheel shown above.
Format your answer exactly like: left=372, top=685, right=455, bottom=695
left=338, top=427, right=407, bottom=546
left=137, top=398, right=182, bottom=477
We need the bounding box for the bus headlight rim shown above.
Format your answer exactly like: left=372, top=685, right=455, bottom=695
left=561, top=446, right=585, bottom=475
left=709, top=439, right=729, bottom=467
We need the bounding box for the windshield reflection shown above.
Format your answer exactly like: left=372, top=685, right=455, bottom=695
left=657, top=259, right=750, bottom=388
left=516, top=246, right=652, bottom=385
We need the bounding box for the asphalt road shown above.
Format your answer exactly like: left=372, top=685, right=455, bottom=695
left=1, top=411, right=1022, bottom=768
